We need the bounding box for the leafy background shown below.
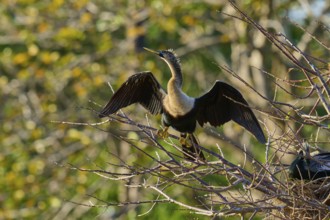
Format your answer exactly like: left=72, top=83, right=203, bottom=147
left=1, top=0, right=329, bottom=219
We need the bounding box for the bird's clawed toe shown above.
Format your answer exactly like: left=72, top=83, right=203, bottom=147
left=179, top=136, right=192, bottom=147
left=180, top=133, right=205, bottom=161
left=157, top=127, right=169, bottom=139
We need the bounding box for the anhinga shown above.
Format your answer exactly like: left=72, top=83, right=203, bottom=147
left=289, top=150, right=330, bottom=180
left=99, top=47, right=266, bottom=160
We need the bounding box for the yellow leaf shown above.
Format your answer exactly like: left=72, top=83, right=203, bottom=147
left=72, top=67, right=82, bottom=77
left=28, top=44, right=39, bottom=56
left=40, top=51, right=52, bottom=64
left=80, top=12, right=92, bottom=24
left=14, top=190, right=25, bottom=200
left=38, top=22, right=49, bottom=33
left=182, top=15, right=196, bottom=26
left=13, top=53, right=29, bottom=65
left=49, top=197, right=61, bottom=208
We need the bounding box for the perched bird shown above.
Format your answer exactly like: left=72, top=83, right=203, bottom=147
left=289, top=150, right=330, bottom=180
left=99, top=47, right=266, bottom=160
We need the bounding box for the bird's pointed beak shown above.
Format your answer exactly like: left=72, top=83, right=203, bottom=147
left=143, top=47, right=159, bottom=55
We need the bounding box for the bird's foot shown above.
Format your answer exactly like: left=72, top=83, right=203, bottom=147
left=179, top=135, right=192, bottom=147
left=180, top=133, right=205, bottom=161
left=157, top=127, right=169, bottom=139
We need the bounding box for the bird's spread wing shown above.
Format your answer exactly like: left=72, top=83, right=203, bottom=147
left=195, top=81, right=266, bottom=143
left=312, top=153, right=330, bottom=170
left=99, top=72, right=166, bottom=117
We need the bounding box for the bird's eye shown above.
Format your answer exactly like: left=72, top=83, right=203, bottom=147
left=159, top=52, right=164, bottom=58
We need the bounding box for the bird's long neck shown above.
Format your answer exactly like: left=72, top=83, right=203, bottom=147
left=166, top=59, right=183, bottom=88
left=164, top=59, right=194, bottom=116
left=165, top=59, right=183, bottom=95
left=168, top=78, right=183, bottom=99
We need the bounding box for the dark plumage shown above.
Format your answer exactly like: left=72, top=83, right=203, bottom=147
left=99, top=48, right=266, bottom=160
left=98, top=72, right=164, bottom=116
left=289, top=150, right=330, bottom=180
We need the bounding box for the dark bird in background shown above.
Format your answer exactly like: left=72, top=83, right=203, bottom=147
left=289, top=149, right=330, bottom=180
left=99, top=47, right=266, bottom=160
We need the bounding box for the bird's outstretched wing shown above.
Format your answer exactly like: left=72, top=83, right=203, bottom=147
left=195, top=81, right=266, bottom=143
left=311, top=153, right=330, bottom=171
left=99, top=72, right=166, bottom=117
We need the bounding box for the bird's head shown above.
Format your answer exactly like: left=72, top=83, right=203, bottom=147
left=289, top=150, right=308, bottom=179
left=143, top=47, right=181, bottom=68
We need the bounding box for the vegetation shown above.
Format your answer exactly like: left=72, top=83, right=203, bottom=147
left=1, top=0, right=329, bottom=219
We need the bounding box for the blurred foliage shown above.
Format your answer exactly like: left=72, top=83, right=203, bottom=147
left=1, top=0, right=329, bottom=219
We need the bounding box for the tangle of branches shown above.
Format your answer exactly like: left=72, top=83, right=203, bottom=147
left=61, top=1, right=330, bottom=219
